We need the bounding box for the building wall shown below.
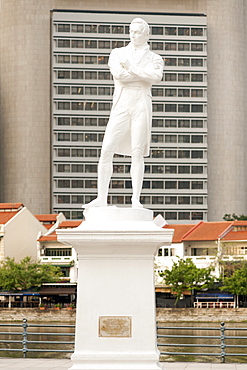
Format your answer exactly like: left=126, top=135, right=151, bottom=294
left=3, top=207, right=47, bottom=262
left=0, top=0, right=246, bottom=220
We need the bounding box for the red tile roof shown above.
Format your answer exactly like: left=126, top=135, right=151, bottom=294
left=0, top=212, right=18, bottom=225
left=222, top=230, right=247, bottom=241
left=38, top=232, right=57, bottom=242
left=163, top=224, right=197, bottom=243
left=183, top=222, right=232, bottom=241
left=59, top=221, right=81, bottom=228
left=35, top=214, right=59, bottom=223
left=0, top=203, right=23, bottom=210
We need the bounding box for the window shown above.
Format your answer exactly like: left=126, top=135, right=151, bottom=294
left=152, top=119, right=164, bottom=127
left=191, top=58, right=203, bottom=67
left=85, top=164, right=97, bottom=172
left=192, top=166, right=203, bottom=174
left=178, top=135, right=190, bottom=143
left=191, top=74, right=203, bottom=82
left=71, top=24, right=84, bottom=33
left=57, top=39, right=70, bottom=48
left=165, top=150, right=177, bottom=158
left=192, top=105, right=203, bottom=113
left=58, top=117, right=70, bottom=125
left=178, top=150, right=190, bottom=158
left=165, top=181, right=177, bottom=189
left=192, top=196, right=203, bottom=205
left=165, top=119, right=177, bottom=128
left=57, top=148, right=70, bottom=157
left=57, top=55, right=70, bottom=63
left=72, top=71, right=84, bottom=79
left=58, top=133, right=70, bottom=141
left=57, top=164, right=70, bottom=172
left=165, top=212, right=177, bottom=220
left=72, top=87, right=83, bottom=95
left=178, top=73, right=190, bottom=82
left=85, top=24, right=97, bottom=33
left=192, top=181, right=203, bottom=189
left=178, top=58, right=190, bottom=66
left=179, top=212, right=190, bottom=220
left=151, top=150, right=164, bottom=158
left=165, top=104, right=176, bottom=112
left=178, top=196, right=190, bottom=204
left=72, top=180, right=83, bottom=188
left=57, top=195, right=70, bottom=204
left=85, top=71, right=97, bottom=79
left=165, top=73, right=177, bottom=81
left=57, top=24, right=70, bottom=32
left=112, top=180, right=124, bottom=188
left=165, top=196, right=177, bottom=204
left=153, top=104, right=163, bottom=112
left=99, top=40, right=111, bottom=48
left=178, top=27, right=189, bottom=36
left=71, top=55, right=84, bottom=64
left=72, top=133, right=83, bottom=141
left=178, top=181, right=190, bottom=189
left=72, top=164, right=84, bottom=172
left=152, top=134, right=163, bottom=143
left=98, top=25, right=110, bottom=33
left=165, top=135, right=176, bottom=143
left=192, top=135, right=203, bottom=143
left=178, top=89, right=189, bottom=97
left=152, top=196, right=163, bottom=204
left=165, top=42, right=176, bottom=51
left=192, top=150, right=203, bottom=159
left=85, top=180, right=97, bottom=188
left=85, top=149, right=98, bottom=157
left=112, top=196, right=124, bottom=204
left=178, top=166, right=190, bottom=174
left=178, top=104, right=190, bottom=112
left=191, top=89, right=203, bottom=97
left=72, top=118, right=83, bottom=126
left=57, top=70, right=70, bottom=79
left=191, top=43, right=203, bottom=51
left=152, top=88, right=164, bottom=96
left=152, top=181, right=163, bottom=189
left=71, top=40, right=84, bottom=48
left=164, top=58, right=177, bottom=66
left=72, top=149, right=84, bottom=157
left=192, top=212, right=204, bottom=220
left=191, top=28, right=203, bottom=36
left=165, top=165, right=177, bottom=174
left=192, top=120, right=203, bottom=128
left=165, top=27, right=176, bottom=35
left=58, top=179, right=70, bottom=188
left=85, top=86, right=97, bottom=95
left=165, top=89, right=176, bottom=97
left=152, top=27, right=163, bottom=35
left=152, top=165, right=164, bottom=174
left=152, top=42, right=163, bottom=50
left=72, top=195, right=83, bottom=204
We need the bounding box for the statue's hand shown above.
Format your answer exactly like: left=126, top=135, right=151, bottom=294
left=120, top=59, right=131, bottom=70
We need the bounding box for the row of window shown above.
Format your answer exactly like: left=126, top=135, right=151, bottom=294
left=53, top=207, right=205, bottom=221
left=55, top=132, right=205, bottom=144
left=55, top=70, right=206, bottom=82
left=55, top=163, right=206, bottom=175
left=55, top=179, right=205, bottom=190
left=150, top=149, right=205, bottom=159
left=165, top=57, right=206, bottom=67
left=54, top=116, right=206, bottom=129
left=55, top=101, right=206, bottom=113
left=55, top=101, right=111, bottom=111
left=55, top=23, right=205, bottom=37
left=55, top=116, right=108, bottom=126
left=55, top=70, right=112, bottom=80
left=54, top=147, right=206, bottom=159
left=153, top=103, right=206, bottom=113
left=55, top=85, right=206, bottom=98
left=54, top=193, right=205, bottom=205
left=55, top=54, right=109, bottom=65
left=56, top=39, right=206, bottom=52
left=153, top=118, right=206, bottom=128
left=164, top=72, right=206, bottom=82
left=56, top=85, right=114, bottom=96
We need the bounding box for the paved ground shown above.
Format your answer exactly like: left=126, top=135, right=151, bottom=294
left=1, top=358, right=247, bottom=370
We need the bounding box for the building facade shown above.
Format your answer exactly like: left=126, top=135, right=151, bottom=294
left=0, top=1, right=246, bottom=221
left=52, top=11, right=207, bottom=222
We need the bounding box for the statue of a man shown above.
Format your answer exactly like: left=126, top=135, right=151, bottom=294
left=83, top=18, right=164, bottom=209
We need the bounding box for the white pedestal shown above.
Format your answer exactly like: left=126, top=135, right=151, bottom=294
left=57, top=207, right=173, bottom=370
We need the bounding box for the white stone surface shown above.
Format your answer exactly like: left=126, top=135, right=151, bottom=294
left=57, top=207, right=173, bottom=370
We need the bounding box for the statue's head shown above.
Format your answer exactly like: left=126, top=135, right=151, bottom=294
left=130, top=18, right=149, bottom=46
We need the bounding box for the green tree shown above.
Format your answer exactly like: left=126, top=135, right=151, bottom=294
left=219, top=260, right=247, bottom=278
left=220, top=264, right=247, bottom=296
left=223, top=213, right=247, bottom=221
left=0, top=256, right=62, bottom=291
left=160, top=258, right=215, bottom=303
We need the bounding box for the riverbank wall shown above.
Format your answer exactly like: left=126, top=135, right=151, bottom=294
left=0, top=308, right=247, bottom=322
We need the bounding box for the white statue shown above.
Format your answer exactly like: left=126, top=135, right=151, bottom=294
left=83, top=18, right=164, bottom=209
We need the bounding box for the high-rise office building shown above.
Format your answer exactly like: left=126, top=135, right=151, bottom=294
left=52, top=11, right=207, bottom=222
left=0, top=1, right=246, bottom=222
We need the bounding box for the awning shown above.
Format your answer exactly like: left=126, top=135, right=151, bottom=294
left=39, top=287, right=76, bottom=295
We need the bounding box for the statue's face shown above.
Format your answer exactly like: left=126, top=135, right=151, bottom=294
left=130, top=22, right=148, bottom=47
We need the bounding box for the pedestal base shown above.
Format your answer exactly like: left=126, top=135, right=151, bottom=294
left=57, top=207, right=172, bottom=370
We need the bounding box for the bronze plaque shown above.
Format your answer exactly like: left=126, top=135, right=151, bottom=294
left=99, top=316, right=132, bottom=337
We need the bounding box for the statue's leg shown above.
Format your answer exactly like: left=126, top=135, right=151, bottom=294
left=82, top=150, right=114, bottom=208
left=130, top=148, right=144, bottom=208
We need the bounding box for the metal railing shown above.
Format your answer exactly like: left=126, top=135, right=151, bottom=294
left=0, top=318, right=75, bottom=357
left=157, top=322, right=247, bottom=363
left=0, top=319, right=247, bottom=362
